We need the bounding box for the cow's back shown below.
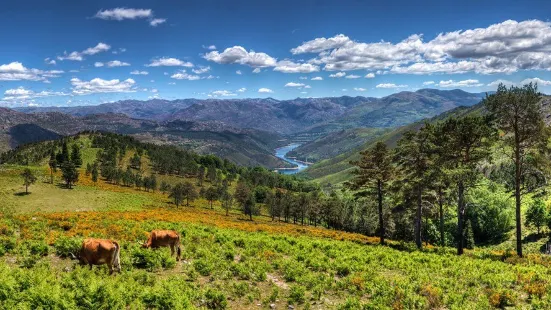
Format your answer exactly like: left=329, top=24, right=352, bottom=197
left=150, top=230, right=179, bottom=248
left=80, top=238, right=117, bottom=265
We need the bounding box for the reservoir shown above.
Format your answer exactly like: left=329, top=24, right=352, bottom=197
left=274, top=143, right=310, bottom=175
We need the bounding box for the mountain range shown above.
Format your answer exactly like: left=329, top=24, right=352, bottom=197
left=3, top=88, right=488, bottom=169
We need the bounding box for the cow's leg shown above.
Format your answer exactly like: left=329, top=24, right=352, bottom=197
left=89, top=263, right=93, bottom=270
left=108, top=263, right=113, bottom=275
left=170, top=244, right=175, bottom=257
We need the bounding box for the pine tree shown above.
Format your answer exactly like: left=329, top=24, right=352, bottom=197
left=48, top=151, right=57, bottom=184
left=348, top=141, right=394, bottom=244
left=464, top=219, right=475, bottom=250
left=526, top=199, right=547, bottom=235
left=70, top=144, right=82, bottom=167
left=20, top=168, right=37, bottom=194
left=61, top=161, right=79, bottom=189
left=394, top=124, right=435, bottom=249
left=434, top=116, right=495, bottom=255
left=91, top=163, right=98, bottom=183
left=483, top=83, right=548, bottom=257
left=204, top=186, right=219, bottom=209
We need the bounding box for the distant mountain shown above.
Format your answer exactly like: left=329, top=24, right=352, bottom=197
left=0, top=108, right=290, bottom=169
left=13, top=89, right=487, bottom=135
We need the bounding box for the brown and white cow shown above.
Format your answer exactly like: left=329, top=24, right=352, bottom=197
left=77, top=238, right=121, bottom=274
left=142, top=230, right=182, bottom=260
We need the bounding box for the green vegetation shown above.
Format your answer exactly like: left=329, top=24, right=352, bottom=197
left=2, top=84, right=551, bottom=308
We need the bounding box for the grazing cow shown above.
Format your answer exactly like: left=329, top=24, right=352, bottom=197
left=77, top=238, right=121, bottom=274
left=143, top=230, right=182, bottom=260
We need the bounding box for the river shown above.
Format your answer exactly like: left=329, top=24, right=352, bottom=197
left=274, top=143, right=310, bottom=175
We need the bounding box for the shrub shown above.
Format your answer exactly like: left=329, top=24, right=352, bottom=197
left=288, top=285, right=306, bottom=304
left=193, top=258, right=214, bottom=276
left=131, top=247, right=175, bottom=271
left=26, top=240, right=49, bottom=257
left=53, top=236, right=82, bottom=258
left=0, top=236, right=17, bottom=256
left=204, top=288, right=227, bottom=309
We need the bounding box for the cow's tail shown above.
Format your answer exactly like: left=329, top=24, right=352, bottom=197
left=112, top=241, right=121, bottom=272
left=176, top=234, right=182, bottom=261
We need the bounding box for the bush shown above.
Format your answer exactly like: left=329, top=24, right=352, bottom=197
left=53, top=236, right=82, bottom=258
left=204, top=289, right=227, bottom=309
left=0, top=236, right=17, bottom=256
left=193, top=258, right=214, bottom=276
left=131, top=247, right=176, bottom=271
left=288, top=285, right=306, bottom=305
left=26, top=240, right=49, bottom=257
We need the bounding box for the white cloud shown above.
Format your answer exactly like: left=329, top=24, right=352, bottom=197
left=192, top=66, right=211, bottom=74
left=112, top=48, right=126, bottom=54
left=44, top=58, right=56, bottom=65
left=106, top=60, right=130, bottom=67
left=376, top=83, right=408, bottom=88
left=149, top=18, right=166, bottom=27
left=150, top=88, right=158, bottom=93
left=235, top=70, right=242, bottom=75
left=237, top=88, right=247, bottom=92
left=57, top=43, right=111, bottom=61
left=204, top=46, right=277, bottom=68
left=211, top=90, right=237, bottom=97
left=0, top=62, right=63, bottom=82
left=329, top=72, right=346, bottom=78
left=291, top=34, right=351, bottom=54
left=252, top=68, right=261, bottom=73
left=258, top=88, right=274, bottom=93
left=345, top=74, right=361, bottom=79
left=285, top=82, right=306, bottom=87
left=422, top=81, right=435, bottom=86
left=365, top=73, right=375, bottom=78
left=95, top=8, right=152, bottom=20
left=70, top=77, right=136, bottom=95
left=203, top=45, right=217, bottom=50
left=94, top=62, right=104, bottom=67
left=2, top=86, right=68, bottom=101
left=82, top=43, right=111, bottom=55
left=130, top=70, right=149, bottom=75
left=311, top=76, right=323, bottom=80
left=273, top=60, right=319, bottom=73
left=342, top=89, right=348, bottom=92
left=170, top=70, right=201, bottom=80
left=146, top=57, right=194, bottom=67
left=290, top=19, right=551, bottom=75
left=304, top=85, right=311, bottom=89
left=353, top=87, right=367, bottom=91
left=487, top=79, right=514, bottom=87
left=299, top=76, right=308, bottom=80
left=520, top=77, right=551, bottom=86
left=436, top=79, right=483, bottom=88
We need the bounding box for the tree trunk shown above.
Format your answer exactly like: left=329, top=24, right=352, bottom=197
left=515, top=145, right=523, bottom=257
left=377, top=179, right=385, bottom=245
left=25, top=184, right=28, bottom=194
left=439, top=188, right=445, bottom=246
left=457, top=181, right=465, bottom=255
left=415, top=185, right=422, bottom=249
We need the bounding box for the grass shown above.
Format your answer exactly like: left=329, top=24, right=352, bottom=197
left=3, top=141, right=551, bottom=309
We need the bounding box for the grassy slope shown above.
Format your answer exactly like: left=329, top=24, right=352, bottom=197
left=2, top=134, right=551, bottom=308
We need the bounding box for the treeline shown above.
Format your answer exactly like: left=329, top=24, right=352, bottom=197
left=341, top=83, right=548, bottom=256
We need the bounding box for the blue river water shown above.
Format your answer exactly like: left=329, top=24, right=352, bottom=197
left=274, top=143, right=310, bottom=175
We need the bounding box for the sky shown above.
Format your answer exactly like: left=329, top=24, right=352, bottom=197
left=2, top=0, right=551, bottom=107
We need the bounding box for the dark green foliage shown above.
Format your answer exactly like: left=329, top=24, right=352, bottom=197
left=170, top=182, right=198, bottom=207
left=464, top=220, right=475, bottom=250
left=61, top=161, right=79, bottom=189
left=484, top=83, right=548, bottom=257
left=348, top=141, right=394, bottom=244
left=20, top=168, right=37, bottom=194
left=71, top=144, right=82, bottom=167
left=527, top=199, right=547, bottom=235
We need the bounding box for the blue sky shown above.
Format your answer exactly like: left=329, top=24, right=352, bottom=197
left=2, top=0, right=551, bottom=107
